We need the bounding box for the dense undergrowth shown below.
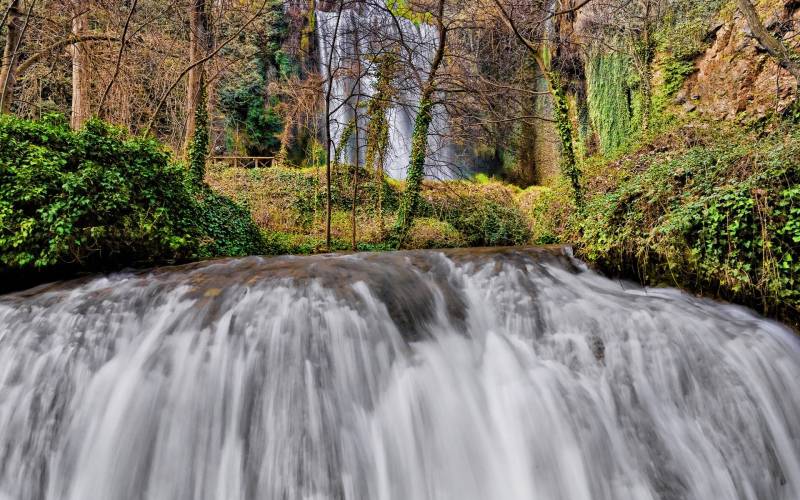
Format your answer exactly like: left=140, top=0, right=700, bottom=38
left=528, top=121, right=800, bottom=328
left=206, top=163, right=531, bottom=254
left=0, top=115, right=265, bottom=288
left=2, top=114, right=798, bottom=329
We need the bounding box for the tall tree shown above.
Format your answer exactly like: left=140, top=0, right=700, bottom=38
left=0, top=0, right=23, bottom=113
left=185, top=0, right=211, bottom=150
left=392, top=0, right=447, bottom=246
left=322, top=0, right=344, bottom=251
left=490, top=0, right=584, bottom=206
left=70, top=0, right=90, bottom=129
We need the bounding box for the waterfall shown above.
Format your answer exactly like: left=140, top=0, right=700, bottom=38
left=0, top=247, right=799, bottom=499
left=316, top=2, right=454, bottom=179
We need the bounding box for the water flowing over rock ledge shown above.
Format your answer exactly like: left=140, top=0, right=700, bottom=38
left=0, top=247, right=798, bottom=499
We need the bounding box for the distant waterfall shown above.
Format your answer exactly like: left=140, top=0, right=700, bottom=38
left=1, top=247, right=799, bottom=499
left=316, top=2, right=454, bottom=179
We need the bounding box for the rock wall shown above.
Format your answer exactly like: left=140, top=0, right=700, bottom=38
left=680, top=1, right=799, bottom=120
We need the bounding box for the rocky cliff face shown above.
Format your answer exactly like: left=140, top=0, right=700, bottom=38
left=680, top=1, right=799, bottom=120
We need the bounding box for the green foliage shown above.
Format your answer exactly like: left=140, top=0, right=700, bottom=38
left=0, top=115, right=265, bottom=275
left=187, top=77, right=209, bottom=186
left=516, top=185, right=575, bottom=245
left=549, top=72, right=583, bottom=207
left=406, top=217, right=465, bottom=249
left=217, top=0, right=294, bottom=156
left=193, top=187, right=266, bottom=258
left=662, top=58, right=696, bottom=100
left=473, top=173, right=491, bottom=184
left=579, top=125, right=800, bottom=325
left=658, top=0, right=726, bottom=61
left=587, top=53, right=635, bottom=154
left=387, top=0, right=432, bottom=25
left=393, top=96, right=434, bottom=245
left=219, top=82, right=283, bottom=156
left=421, top=184, right=531, bottom=247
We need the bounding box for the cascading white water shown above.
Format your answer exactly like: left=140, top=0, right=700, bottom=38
left=1, top=247, right=799, bottom=499
left=316, top=2, right=453, bottom=179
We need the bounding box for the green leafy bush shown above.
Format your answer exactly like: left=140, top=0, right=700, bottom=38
left=0, top=115, right=265, bottom=276
left=579, top=125, right=800, bottom=326
left=421, top=182, right=531, bottom=247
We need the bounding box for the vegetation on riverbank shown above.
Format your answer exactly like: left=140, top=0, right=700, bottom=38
left=521, top=120, right=800, bottom=328
left=1, top=0, right=798, bottom=330
left=206, top=163, right=530, bottom=254
left=0, top=115, right=265, bottom=285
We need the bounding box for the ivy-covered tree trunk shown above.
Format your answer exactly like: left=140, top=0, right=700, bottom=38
left=491, top=0, right=583, bottom=208
left=365, top=53, right=396, bottom=237
left=187, top=76, right=209, bottom=187
left=392, top=0, right=446, bottom=247
left=549, top=71, right=582, bottom=208
left=392, top=96, right=433, bottom=245
left=185, top=0, right=211, bottom=151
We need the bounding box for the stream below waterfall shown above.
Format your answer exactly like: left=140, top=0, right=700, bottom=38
left=0, top=247, right=798, bottom=500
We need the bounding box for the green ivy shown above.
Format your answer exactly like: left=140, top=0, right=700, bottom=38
left=217, top=0, right=293, bottom=156
left=579, top=127, right=800, bottom=325
left=549, top=71, right=582, bottom=207
left=187, top=76, right=209, bottom=186
left=587, top=52, right=635, bottom=154
left=0, top=115, right=265, bottom=276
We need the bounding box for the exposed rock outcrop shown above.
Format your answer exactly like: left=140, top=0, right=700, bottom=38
left=680, top=1, right=799, bottom=120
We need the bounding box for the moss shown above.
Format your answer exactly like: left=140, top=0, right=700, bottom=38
left=406, top=218, right=465, bottom=249
left=187, top=77, right=209, bottom=187
left=387, top=0, right=432, bottom=25
left=516, top=185, right=575, bottom=245
left=587, top=53, right=635, bottom=154
left=206, top=165, right=533, bottom=252
left=393, top=96, right=434, bottom=244
left=549, top=72, right=583, bottom=207
left=579, top=123, right=798, bottom=327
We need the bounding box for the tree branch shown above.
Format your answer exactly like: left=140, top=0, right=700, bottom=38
left=736, top=0, right=800, bottom=82
left=97, top=0, right=138, bottom=115
left=143, top=0, right=269, bottom=136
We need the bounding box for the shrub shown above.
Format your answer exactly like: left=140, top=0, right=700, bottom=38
left=406, top=217, right=465, bottom=249
left=0, top=115, right=264, bottom=277
left=421, top=181, right=531, bottom=247
left=578, top=124, right=800, bottom=326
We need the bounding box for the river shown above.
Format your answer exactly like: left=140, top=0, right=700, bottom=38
left=0, top=247, right=798, bottom=499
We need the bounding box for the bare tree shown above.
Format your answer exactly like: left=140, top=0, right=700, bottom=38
left=185, top=0, right=211, bottom=151
left=70, top=0, right=90, bottom=129
left=489, top=0, right=587, bottom=206
left=736, top=0, right=800, bottom=83
left=392, top=0, right=448, bottom=245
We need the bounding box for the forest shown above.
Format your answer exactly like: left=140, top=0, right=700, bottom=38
left=1, top=0, right=799, bottom=326
left=2, top=2, right=800, bottom=498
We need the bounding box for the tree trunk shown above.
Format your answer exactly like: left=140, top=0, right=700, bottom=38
left=187, top=74, right=209, bottom=186
left=491, top=0, right=583, bottom=207
left=70, top=1, right=90, bottom=129
left=0, top=0, right=22, bottom=113
left=639, top=0, right=654, bottom=132
left=185, top=0, right=210, bottom=151
left=392, top=0, right=446, bottom=247
left=736, top=0, right=800, bottom=82
left=549, top=71, right=581, bottom=206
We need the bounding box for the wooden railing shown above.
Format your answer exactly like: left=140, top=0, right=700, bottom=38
left=210, top=156, right=275, bottom=168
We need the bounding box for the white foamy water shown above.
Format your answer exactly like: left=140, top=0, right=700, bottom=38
left=0, top=248, right=798, bottom=499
